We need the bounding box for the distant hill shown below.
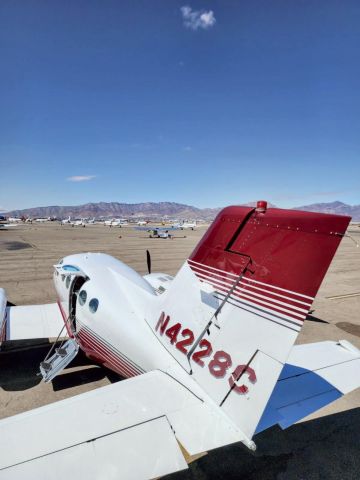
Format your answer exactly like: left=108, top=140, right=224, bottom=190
left=4, top=200, right=360, bottom=221
left=294, top=201, right=360, bottom=221
left=4, top=202, right=221, bottom=221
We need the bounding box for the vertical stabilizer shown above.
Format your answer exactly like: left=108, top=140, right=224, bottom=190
left=149, top=202, right=350, bottom=438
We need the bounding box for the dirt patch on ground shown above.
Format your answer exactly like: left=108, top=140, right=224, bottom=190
left=2, top=241, right=33, bottom=251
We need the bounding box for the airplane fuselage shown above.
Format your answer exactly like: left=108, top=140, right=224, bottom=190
left=54, top=253, right=174, bottom=378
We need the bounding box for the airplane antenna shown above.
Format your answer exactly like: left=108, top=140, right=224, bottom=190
left=146, top=250, right=151, bottom=274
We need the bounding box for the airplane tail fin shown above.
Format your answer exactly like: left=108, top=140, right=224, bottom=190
left=150, top=201, right=351, bottom=439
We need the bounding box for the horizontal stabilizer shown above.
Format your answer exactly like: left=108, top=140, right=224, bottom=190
left=256, top=341, right=360, bottom=434
left=0, top=370, right=247, bottom=479
left=1, top=416, right=186, bottom=480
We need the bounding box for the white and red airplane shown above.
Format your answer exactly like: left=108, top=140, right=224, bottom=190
left=0, top=201, right=359, bottom=479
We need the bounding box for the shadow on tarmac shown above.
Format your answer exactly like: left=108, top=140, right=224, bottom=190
left=306, top=314, right=329, bottom=324
left=167, top=407, right=360, bottom=480
left=0, top=341, right=120, bottom=391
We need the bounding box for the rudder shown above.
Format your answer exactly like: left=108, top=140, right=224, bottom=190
left=150, top=202, right=350, bottom=439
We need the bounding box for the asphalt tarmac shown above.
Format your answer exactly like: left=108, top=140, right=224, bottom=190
left=0, top=221, right=359, bottom=479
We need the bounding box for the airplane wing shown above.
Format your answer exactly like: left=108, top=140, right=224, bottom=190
left=0, top=370, right=247, bottom=479
left=255, top=340, right=360, bottom=434
left=4, top=304, right=65, bottom=340
left=0, top=345, right=359, bottom=479
left=0, top=289, right=65, bottom=342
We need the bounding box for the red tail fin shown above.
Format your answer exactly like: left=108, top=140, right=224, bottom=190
left=153, top=203, right=350, bottom=440
left=189, top=201, right=350, bottom=299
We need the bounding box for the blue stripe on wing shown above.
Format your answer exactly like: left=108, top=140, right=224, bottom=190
left=255, top=364, right=342, bottom=434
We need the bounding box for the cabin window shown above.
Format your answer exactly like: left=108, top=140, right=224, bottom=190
left=89, top=298, right=99, bottom=313
left=65, top=276, right=71, bottom=289
left=79, top=290, right=87, bottom=306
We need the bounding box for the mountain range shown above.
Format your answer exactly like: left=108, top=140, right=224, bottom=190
left=292, top=201, right=360, bottom=220
left=4, top=202, right=220, bottom=221
left=4, top=201, right=360, bottom=221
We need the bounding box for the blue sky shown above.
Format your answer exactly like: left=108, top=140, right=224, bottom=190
left=0, top=0, right=359, bottom=211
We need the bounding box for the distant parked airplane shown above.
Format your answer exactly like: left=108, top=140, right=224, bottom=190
left=172, top=221, right=197, bottom=230
left=0, top=223, right=19, bottom=229
left=73, top=219, right=86, bottom=227
left=104, top=219, right=128, bottom=227
left=136, top=228, right=175, bottom=239
left=180, top=221, right=197, bottom=230
left=7, top=217, right=22, bottom=223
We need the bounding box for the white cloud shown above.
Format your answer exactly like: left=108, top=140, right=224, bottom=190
left=180, top=6, right=216, bottom=30
left=67, top=175, right=96, bottom=182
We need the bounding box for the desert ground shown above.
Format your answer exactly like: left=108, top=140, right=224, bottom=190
left=0, top=221, right=359, bottom=479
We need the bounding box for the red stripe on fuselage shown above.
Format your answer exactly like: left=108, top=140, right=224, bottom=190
left=56, top=297, right=143, bottom=378
left=77, top=328, right=140, bottom=378
left=77, top=329, right=134, bottom=378
left=77, top=319, right=143, bottom=375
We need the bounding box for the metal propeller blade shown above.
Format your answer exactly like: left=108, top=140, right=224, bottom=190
left=146, top=250, right=151, bottom=274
